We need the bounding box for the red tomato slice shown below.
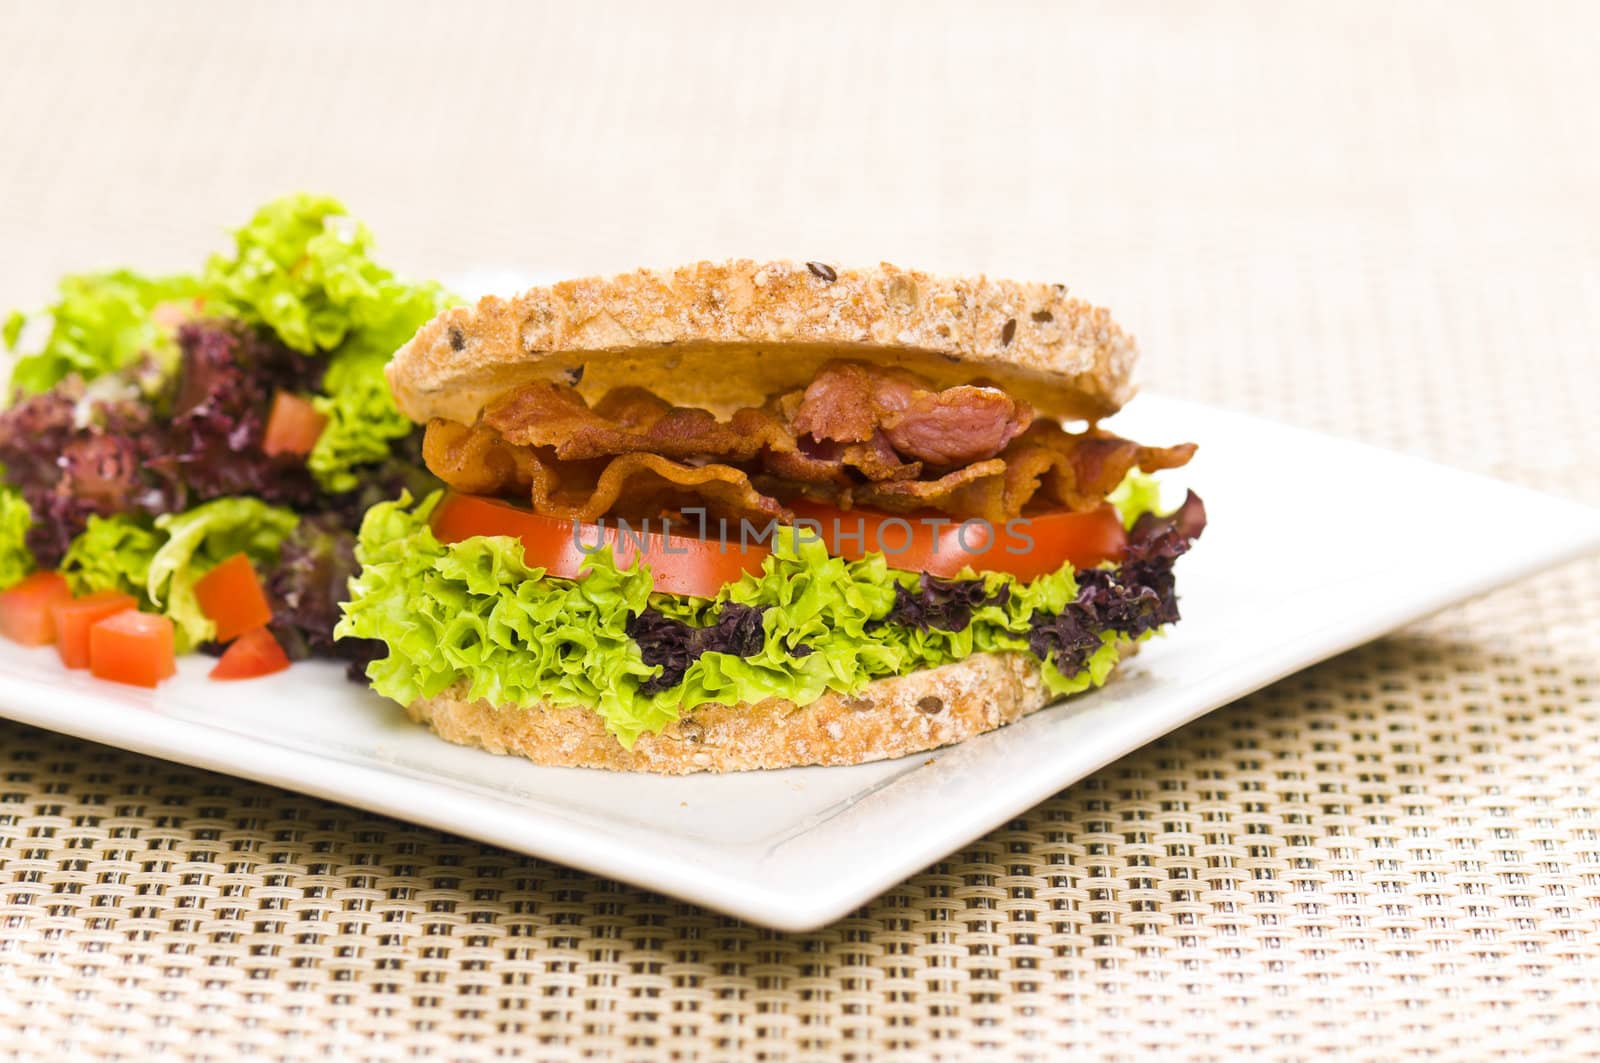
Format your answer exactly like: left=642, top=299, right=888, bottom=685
left=193, top=553, right=273, bottom=643
left=0, top=571, right=73, bottom=646
left=210, top=626, right=291, bottom=680
left=430, top=492, right=769, bottom=598
left=262, top=391, right=328, bottom=457
left=53, top=590, right=137, bottom=669
left=786, top=499, right=1127, bottom=580
left=89, top=611, right=176, bottom=688
left=431, top=491, right=1128, bottom=597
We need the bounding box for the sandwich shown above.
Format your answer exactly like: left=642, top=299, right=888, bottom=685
left=0, top=194, right=447, bottom=679
left=337, top=261, right=1206, bottom=772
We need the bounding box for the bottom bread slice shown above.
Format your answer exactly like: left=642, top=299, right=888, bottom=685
left=406, top=649, right=1124, bottom=773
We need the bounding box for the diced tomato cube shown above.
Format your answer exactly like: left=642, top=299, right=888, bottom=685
left=263, top=391, right=328, bottom=457
left=193, top=553, right=273, bottom=644
left=88, top=611, right=176, bottom=688
left=210, top=626, right=291, bottom=680
left=52, top=591, right=137, bottom=669
left=0, top=571, right=73, bottom=646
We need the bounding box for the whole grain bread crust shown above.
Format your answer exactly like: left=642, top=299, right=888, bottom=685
left=406, top=650, right=1095, bottom=774
left=388, top=260, right=1139, bottom=426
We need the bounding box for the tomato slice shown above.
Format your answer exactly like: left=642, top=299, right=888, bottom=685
left=262, top=391, right=328, bottom=457
left=193, top=553, right=273, bottom=643
left=431, top=492, right=770, bottom=598
left=89, top=610, right=176, bottom=688
left=0, top=571, right=74, bottom=646
left=431, top=490, right=1128, bottom=596
left=787, top=499, right=1127, bottom=580
left=210, top=626, right=291, bottom=680
left=52, top=590, right=137, bottom=669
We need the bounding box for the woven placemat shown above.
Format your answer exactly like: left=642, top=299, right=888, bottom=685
left=2, top=2, right=1599, bottom=1059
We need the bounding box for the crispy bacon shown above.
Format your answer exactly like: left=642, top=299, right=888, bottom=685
left=423, top=419, right=785, bottom=524
left=423, top=418, right=543, bottom=496
left=527, top=451, right=785, bottom=524
left=789, top=360, right=1033, bottom=466
left=883, top=385, right=1032, bottom=466
left=421, top=363, right=1195, bottom=526
left=763, top=432, right=922, bottom=485
left=760, top=446, right=853, bottom=488
left=790, top=362, right=916, bottom=443
left=851, top=460, right=1010, bottom=520
left=773, top=425, right=1197, bottom=521
left=993, top=423, right=1198, bottom=516
left=483, top=382, right=795, bottom=464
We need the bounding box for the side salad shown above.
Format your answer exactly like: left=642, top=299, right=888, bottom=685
left=0, top=194, right=450, bottom=684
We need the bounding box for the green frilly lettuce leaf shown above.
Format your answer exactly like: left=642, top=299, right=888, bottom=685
left=201, top=193, right=451, bottom=357
left=1107, top=468, right=1166, bottom=530
left=200, top=192, right=453, bottom=490
left=0, top=487, right=33, bottom=589
left=337, top=493, right=1130, bottom=748
left=59, top=514, right=161, bottom=603
left=54, top=500, right=298, bottom=649
left=6, top=193, right=453, bottom=494
left=149, top=498, right=299, bottom=650
left=4, top=270, right=200, bottom=395
left=306, top=348, right=417, bottom=493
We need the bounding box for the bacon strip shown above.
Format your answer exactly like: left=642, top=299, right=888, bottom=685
left=423, top=418, right=543, bottom=496
left=789, top=360, right=1033, bottom=467
left=421, top=362, right=1196, bottom=526
left=764, top=432, right=922, bottom=485
left=1002, top=423, right=1197, bottom=514
left=483, top=382, right=796, bottom=464
left=853, top=460, right=1010, bottom=520
left=526, top=451, right=785, bottom=524
left=424, top=419, right=785, bottom=524
left=766, top=425, right=1197, bottom=521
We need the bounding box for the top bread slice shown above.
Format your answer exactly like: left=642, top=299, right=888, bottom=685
left=387, top=260, right=1140, bottom=426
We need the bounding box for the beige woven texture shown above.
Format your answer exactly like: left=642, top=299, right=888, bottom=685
left=2, top=1, right=1599, bottom=1059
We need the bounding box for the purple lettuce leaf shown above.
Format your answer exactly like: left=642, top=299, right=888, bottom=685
left=0, top=380, right=170, bottom=566
left=876, top=573, right=1010, bottom=634
left=626, top=603, right=769, bottom=695
left=1028, top=491, right=1206, bottom=676
left=262, top=513, right=385, bottom=676
left=149, top=321, right=325, bottom=509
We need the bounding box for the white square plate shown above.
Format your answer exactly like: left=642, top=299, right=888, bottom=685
left=1, top=395, right=1596, bottom=931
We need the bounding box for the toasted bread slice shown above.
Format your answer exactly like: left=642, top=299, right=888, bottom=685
left=388, top=260, right=1139, bottom=427
left=404, top=649, right=1092, bottom=774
